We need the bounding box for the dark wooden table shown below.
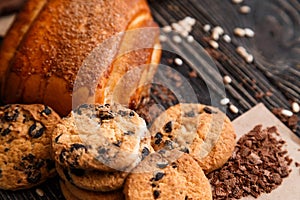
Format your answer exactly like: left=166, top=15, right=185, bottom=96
left=0, top=0, right=299, bottom=199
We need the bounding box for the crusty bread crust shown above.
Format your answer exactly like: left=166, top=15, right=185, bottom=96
left=0, top=0, right=160, bottom=116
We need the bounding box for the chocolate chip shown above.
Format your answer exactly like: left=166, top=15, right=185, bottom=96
left=181, top=147, right=190, bottom=154
left=118, top=110, right=128, bottom=117
left=4, top=148, right=9, bottom=152
left=129, top=111, right=135, bottom=117
left=171, top=162, right=177, bottom=168
left=28, top=122, right=45, bottom=138
left=70, top=168, right=85, bottom=176
left=153, top=190, right=160, bottom=199
left=97, top=147, right=107, bottom=154
left=0, top=168, right=2, bottom=178
left=185, top=196, right=188, bottom=200
left=151, top=183, right=156, bottom=187
left=124, top=131, right=134, bottom=136
left=104, top=104, right=110, bottom=107
left=154, top=138, right=162, bottom=145
left=70, top=144, right=87, bottom=152
left=22, top=154, right=35, bottom=162
left=141, top=147, right=150, bottom=160
left=1, top=127, right=11, bottom=136
left=164, top=140, right=173, bottom=149
left=99, top=110, right=114, bottom=120
left=27, top=170, right=41, bottom=184
left=41, top=106, right=52, bottom=115
left=4, top=109, right=19, bottom=122
left=164, top=121, right=173, bottom=133
left=185, top=111, right=195, bottom=117
left=155, top=132, right=163, bottom=139
left=17, top=179, right=22, bottom=184
left=156, top=163, right=168, bottom=169
left=55, top=133, right=63, bottom=143
left=203, top=106, right=217, bottom=114
left=113, top=140, right=122, bottom=147
left=154, top=172, right=165, bottom=181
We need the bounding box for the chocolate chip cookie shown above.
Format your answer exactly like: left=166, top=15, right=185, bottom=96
left=0, top=104, right=60, bottom=190
left=124, top=153, right=212, bottom=200
left=52, top=103, right=149, bottom=171
left=60, top=180, right=125, bottom=200
left=150, top=103, right=236, bottom=173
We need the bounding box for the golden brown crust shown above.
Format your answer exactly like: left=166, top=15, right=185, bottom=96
left=0, top=0, right=160, bottom=116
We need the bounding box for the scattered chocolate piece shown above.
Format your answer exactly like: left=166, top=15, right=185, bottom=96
left=208, top=125, right=292, bottom=199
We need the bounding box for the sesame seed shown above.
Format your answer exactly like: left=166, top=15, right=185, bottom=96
left=223, top=75, right=232, bottom=84
left=244, top=28, right=255, bottom=37
left=36, top=189, right=44, bottom=197
left=281, top=109, right=293, bottom=117
left=213, top=26, right=224, bottom=35
left=220, top=98, right=230, bottom=105
left=292, top=102, right=300, bottom=113
left=239, top=5, right=251, bottom=14
left=234, top=27, right=246, bottom=37
left=173, top=35, right=182, bottom=43
left=209, top=40, right=219, bottom=49
left=187, top=35, right=194, bottom=43
left=223, top=34, right=231, bottom=43
left=229, top=104, right=239, bottom=114
left=174, top=58, right=183, bottom=66
left=232, top=0, right=243, bottom=4
left=245, top=54, right=254, bottom=63
left=159, top=35, right=167, bottom=42
left=162, top=26, right=172, bottom=33
left=203, top=24, right=211, bottom=32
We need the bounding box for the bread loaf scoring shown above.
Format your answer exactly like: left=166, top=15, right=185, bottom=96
left=0, top=0, right=161, bottom=116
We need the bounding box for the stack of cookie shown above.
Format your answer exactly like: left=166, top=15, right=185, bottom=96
left=52, top=103, right=153, bottom=200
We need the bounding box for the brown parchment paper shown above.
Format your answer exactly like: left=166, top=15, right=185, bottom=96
left=232, top=103, right=300, bottom=200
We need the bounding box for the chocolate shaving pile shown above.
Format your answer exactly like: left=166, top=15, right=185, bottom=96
left=207, top=125, right=292, bottom=199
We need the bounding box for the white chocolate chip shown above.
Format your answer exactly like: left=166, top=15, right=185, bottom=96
left=220, top=98, right=230, bottom=105
left=180, top=30, right=189, bottom=38
left=292, top=102, right=300, bottom=113
left=162, top=26, right=172, bottom=33
left=239, top=5, right=251, bottom=14
left=223, top=75, right=232, bottom=84
left=172, top=23, right=184, bottom=33
left=229, top=104, right=239, bottom=114
left=245, top=54, right=254, bottom=63
left=187, top=35, right=194, bottom=43
left=159, top=35, right=167, bottom=42
left=281, top=109, right=293, bottom=117
left=236, top=46, right=247, bottom=55
left=212, top=32, right=220, bottom=40
left=223, top=34, right=231, bottom=43
left=173, top=35, right=182, bottom=43
left=213, top=26, right=224, bottom=35
left=203, top=24, right=211, bottom=32
left=244, top=28, right=255, bottom=37
left=232, top=0, right=243, bottom=4
left=234, top=27, right=246, bottom=37
left=174, top=58, right=183, bottom=66
left=209, top=40, right=219, bottom=49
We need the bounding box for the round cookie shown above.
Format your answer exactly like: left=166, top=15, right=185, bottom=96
left=60, top=180, right=125, bottom=200
left=56, top=164, right=128, bottom=192
left=0, top=104, right=61, bottom=190
left=150, top=103, right=236, bottom=173
left=52, top=103, right=149, bottom=171
left=124, top=153, right=212, bottom=200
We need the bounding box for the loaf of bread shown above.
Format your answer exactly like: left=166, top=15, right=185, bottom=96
left=0, top=0, right=161, bottom=116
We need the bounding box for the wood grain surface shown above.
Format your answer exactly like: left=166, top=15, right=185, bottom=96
left=0, top=0, right=299, bottom=199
